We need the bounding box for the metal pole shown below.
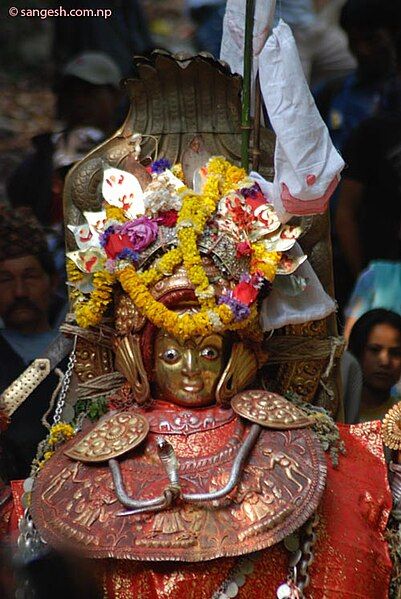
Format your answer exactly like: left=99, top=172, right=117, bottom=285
left=241, top=0, right=256, bottom=172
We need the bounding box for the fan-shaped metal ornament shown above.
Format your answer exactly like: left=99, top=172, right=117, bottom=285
left=65, top=412, right=149, bottom=462
left=382, top=402, right=401, bottom=450
left=231, top=390, right=313, bottom=429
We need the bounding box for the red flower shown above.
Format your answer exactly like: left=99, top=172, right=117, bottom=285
left=104, top=233, right=135, bottom=259
left=232, top=281, right=259, bottom=305
left=230, top=198, right=254, bottom=229
left=245, top=194, right=265, bottom=212
left=236, top=241, right=252, bottom=257
left=157, top=210, right=178, bottom=227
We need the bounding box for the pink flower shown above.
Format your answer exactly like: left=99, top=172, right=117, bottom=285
left=121, top=216, right=158, bottom=252
left=236, top=241, right=252, bottom=257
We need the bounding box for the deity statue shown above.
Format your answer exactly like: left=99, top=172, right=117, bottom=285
left=4, top=150, right=391, bottom=599
left=1, top=48, right=400, bottom=599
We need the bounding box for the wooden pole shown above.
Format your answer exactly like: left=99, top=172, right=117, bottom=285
left=241, top=0, right=255, bottom=172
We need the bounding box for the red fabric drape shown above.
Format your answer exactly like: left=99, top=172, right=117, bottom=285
left=3, top=422, right=393, bottom=598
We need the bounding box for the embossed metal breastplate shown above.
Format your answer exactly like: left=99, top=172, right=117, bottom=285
left=31, top=402, right=327, bottom=562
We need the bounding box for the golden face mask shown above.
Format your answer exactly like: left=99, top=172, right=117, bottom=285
left=153, top=329, right=227, bottom=408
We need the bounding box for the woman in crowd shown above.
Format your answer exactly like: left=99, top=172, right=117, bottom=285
left=348, top=308, right=401, bottom=422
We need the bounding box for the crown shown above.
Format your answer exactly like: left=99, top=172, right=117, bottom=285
left=66, top=151, right=305, bottom=340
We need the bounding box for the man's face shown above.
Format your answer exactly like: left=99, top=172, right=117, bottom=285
left=361, top=323, right=401, bottom=393
left=0, top=255, right=54, bottom=333
left=348, top=27, right=395, bottom=81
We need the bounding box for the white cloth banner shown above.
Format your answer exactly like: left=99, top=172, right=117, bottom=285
left=220, top=9, right=341, bottom=327
left=258, top=20, right=345, bottom=223
left=260, top=243, right=336, bottom=331
left=220, top=0, right=276, bottom=77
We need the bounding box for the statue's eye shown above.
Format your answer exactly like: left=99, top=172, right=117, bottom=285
left=162, top=348, right=180, bottom=363
left=200, top=346, right=219, bottom=361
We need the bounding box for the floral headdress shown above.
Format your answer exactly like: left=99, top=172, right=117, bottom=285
left=67, top=155, right=305, bottom=340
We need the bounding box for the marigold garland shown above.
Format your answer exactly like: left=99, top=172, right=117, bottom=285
left=66, top=259, right=85, bottom=306
left=250, top=243, right=281, bottom=281
left=66, top=259, right=83, bottom=284
left=74, top=270, right=115, bottom=328
left=117, top=265, right=255, bottom=339
left=136, top=247, right=183, bottom=287
left=174, top=157, right=247, bottom=310
left=32, top=422, right=76, bottom=473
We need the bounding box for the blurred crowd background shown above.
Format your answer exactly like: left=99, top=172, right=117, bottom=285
left=1, top=0, right=401, bottom=428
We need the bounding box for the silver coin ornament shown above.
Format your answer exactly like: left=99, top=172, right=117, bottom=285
left=276, top=582, right=293, bottom=599
left=225, top=582, right=239, bottom=598
left=23, top=477, right=34, bottom=493
left=284, top=532, right=300, bottom=552
left=288, top=548, right=302, bottom=568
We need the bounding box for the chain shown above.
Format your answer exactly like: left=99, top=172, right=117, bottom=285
left=14, top=508, right=48, bottom=598
left=17, top=508, right=47, bottom=562
left=14, top=337, right=77, bottom=597
left=211, top=553, right=257, bottom=599
left=276, top=513, right=319, bottom=598
left=52, top=336, right=77, bottom=425
left=296, top=512, right=319, bottom=594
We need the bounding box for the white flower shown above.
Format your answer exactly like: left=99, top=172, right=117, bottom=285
left=102, top=167, right=145, bottom=219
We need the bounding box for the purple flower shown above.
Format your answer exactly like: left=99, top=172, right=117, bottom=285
left=99, top=224, right=117, bottom=248
left=120, top=216, right=158, bottom=252
left=218, top=294, right=251, bottom=321
left=117, top=248, right=139, bottom=262
left=151, top=158, right=171, bottom=174
left=240, top=183, right=262, bottom=199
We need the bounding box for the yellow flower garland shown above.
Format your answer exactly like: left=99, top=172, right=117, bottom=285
left=250, top=243, right=281, bottom=281
left=75, top=270, right=115, bottom=328
left=137, top=247, right=182, bottom=286
left=175, top=156, right=244, bottom=308
left=36, top=423, right=76, bottom=470
left=117, top=265, right=255, bottom=340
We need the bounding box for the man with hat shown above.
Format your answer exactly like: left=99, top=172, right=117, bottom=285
left=7, top=51, right=122, bottom=228
left=0, top=207, right=66, bottom=482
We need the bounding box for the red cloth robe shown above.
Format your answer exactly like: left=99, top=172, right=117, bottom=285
left=3, top=421, right=392, bottom=598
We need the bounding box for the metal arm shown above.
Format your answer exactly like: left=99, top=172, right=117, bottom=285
left=113, top=423, right=261, bottom=516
